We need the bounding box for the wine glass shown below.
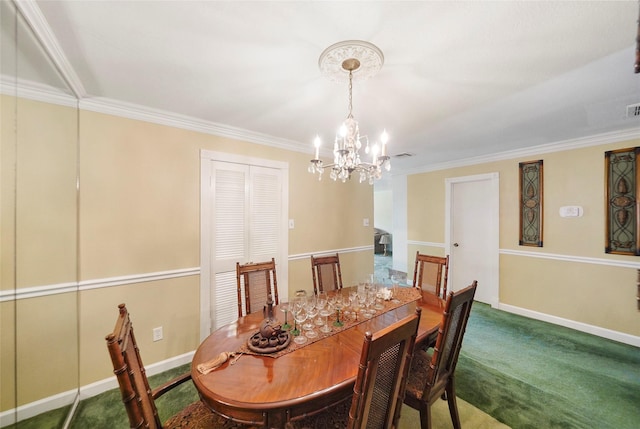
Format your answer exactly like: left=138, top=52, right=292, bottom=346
left=364, top=288, right=376, bottom=318
left=350, top=292, right=361, bottom=321
left=316, top=292, right=327, bottom=326
left=305, top=298, right=319, bottom=338
left=319, top=294, right=332, bottom=333
left=357, top=290, right=367, bottom=317
left=333, top=294, right=344, bottom=327
left=290, top=297, right=303, bottom=337
left=279, top=301, right=291, bottom=330
left=390, top=275, right=401, bottom=304
left=374, top=282, right=385, bottom=310
left=303, top=294, right=316, bottom=331
left=293, top=304, right=308, bottom=344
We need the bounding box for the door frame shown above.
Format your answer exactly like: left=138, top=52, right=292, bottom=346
left=444, top=172, right=500, bottom=307
left=199, top=149, right=289, bottom=340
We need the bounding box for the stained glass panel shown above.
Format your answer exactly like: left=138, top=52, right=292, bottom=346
left=605, top=148, right=640, bottom=255
left=519, top=160, right=543, bottom=247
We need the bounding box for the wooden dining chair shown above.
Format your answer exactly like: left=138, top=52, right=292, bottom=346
left=403, top=281, right=478, bottom=429
left=413, top=252, right=449, bottom=349
left=105, top=303, right=255, bottom=429
left=310, top=253, right=343, bottom=294
left=236, top=258, right=279, bottom=318
left=286, top=307, right=422, bottom=429
left=412, top=252, right=450, bottom=299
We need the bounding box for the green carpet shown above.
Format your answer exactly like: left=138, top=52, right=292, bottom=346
left=14, top=301, right=639, bottom=428
left=456, top=303, right=640, bottom=429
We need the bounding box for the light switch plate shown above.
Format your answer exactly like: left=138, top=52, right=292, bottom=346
left=363, top=218, right=369, bottom=227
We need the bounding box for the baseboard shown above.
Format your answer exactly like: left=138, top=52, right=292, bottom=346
left=0, top=351, right=194, bottom=428
left=80, top=351, right=194, bottom=400
left=498, top=303, right=640, bottom=348
left=0, top=388, right=78, bottom=427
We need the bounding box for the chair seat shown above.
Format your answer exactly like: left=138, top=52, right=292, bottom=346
left=404, top=349, right=431, bottom=402
left=165, top=401, right=259, bottom=429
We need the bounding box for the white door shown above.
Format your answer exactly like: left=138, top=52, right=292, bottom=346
left=445, top=173, right=499, bottom=306
left=200, top=151, right=288, bottom=339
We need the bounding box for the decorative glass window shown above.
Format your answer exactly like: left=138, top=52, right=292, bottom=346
left=519, top=160, right=543, bottom=247
left=605, top=147, right=640, bottom=255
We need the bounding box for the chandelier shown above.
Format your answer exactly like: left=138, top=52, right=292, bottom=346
left=308, top=41, right=390, bottom=184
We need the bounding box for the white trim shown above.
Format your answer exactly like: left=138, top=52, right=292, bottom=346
left=289, top=246, right=373, bottom=261
left=82, top=98, right=309, bottom=155
left=0, top=76, right=78, bottom=107
left=14, top=0, right=86, bottom=98
left=498, top=303, right=640, bottom=348
left=78, top=267, right=199, bottom=291
left=0, top=282, right=77, bottom=302
left=79, top=351, right=194, bottom=400
left=407, top=240, right=445, bottom=249
left=406, top=244, right=640, bottom=270
left=0, top=388, right=78, bottom=427
left=0, top=268, right=199, bottom=302
left=0, top=352, right=193, bottom=427
left=403, top=127, right=640, bottom=175
left=500, top=248, right=640, bottom=269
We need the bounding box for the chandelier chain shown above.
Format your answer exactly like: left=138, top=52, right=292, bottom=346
left=347, top=70, right=354, bottom=119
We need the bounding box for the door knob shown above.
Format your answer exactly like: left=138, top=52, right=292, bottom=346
left=453, top=243, right=459, bottom=247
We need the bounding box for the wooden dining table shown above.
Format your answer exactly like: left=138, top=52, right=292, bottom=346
left=191, top=286, right=444, bottom=429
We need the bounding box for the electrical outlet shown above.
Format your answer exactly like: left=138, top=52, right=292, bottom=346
left=153, top=326, right=163, bottom=342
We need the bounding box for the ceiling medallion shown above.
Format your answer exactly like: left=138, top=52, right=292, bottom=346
left=318, top=40, right=385, bottom=83
left=309, top=41, right=390, bottom=184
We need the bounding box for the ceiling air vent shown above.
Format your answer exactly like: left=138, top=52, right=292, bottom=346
left=627, top=103, right=640, bottom=118
left=393, top=152, right=414, bottom=158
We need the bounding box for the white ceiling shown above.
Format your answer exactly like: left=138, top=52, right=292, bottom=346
left=13, top=1, right=640, bottom=176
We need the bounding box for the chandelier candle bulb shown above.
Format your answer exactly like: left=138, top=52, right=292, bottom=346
left=313, top=135, right=321, bottom=160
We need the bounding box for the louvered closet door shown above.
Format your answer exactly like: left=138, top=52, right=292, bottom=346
left=210, top=161, right=282, bottom=329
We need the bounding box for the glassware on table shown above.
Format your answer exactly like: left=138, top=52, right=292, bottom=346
left=290, top=297, right=304, bottom=337
left=364, top=288, right=377, bottom=318
left=350, top=293, right=361, bottom=321
left=333, top=294, right=344, bottom=327
left=293, top=304, right=308, bottom=344
left=279, top=301, right=291, bottom=330
left=302, top=294, right=316, bottom=331
left=304, top=298, right=319, bottom=339
left=357, top=290, right=367, bottom=316
left=391, top=275, right=401, bottom=304
left=315, top=292, right=327, bottom=326
left=374, top=282, right=385, bottom=311
left=319, top=293, right=332, bottom=333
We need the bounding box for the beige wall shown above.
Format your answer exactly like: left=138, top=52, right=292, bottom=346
left=77, top=110, right=374, bottom=387
left=2, top=99, right=375, bottom=411
left=1, top=95, right=80, bottom=410
left=407, top=138, right=640, bottom=337
left=8, top=94, right=640, bottom=412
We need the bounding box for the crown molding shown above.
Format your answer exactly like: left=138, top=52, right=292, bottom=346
left=0, top=75, right=77, bottom=107
left=79, top=96, right=309, bottom=154
left=14, top=0, right=86, bottom=98
left=401, top=126, right=640, bottom=176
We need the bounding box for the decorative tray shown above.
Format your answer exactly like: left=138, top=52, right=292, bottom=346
left=247, top=331, right=291, bottom=354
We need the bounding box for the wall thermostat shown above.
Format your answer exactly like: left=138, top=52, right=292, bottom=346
left=559, top=206, right=583, bottom=218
